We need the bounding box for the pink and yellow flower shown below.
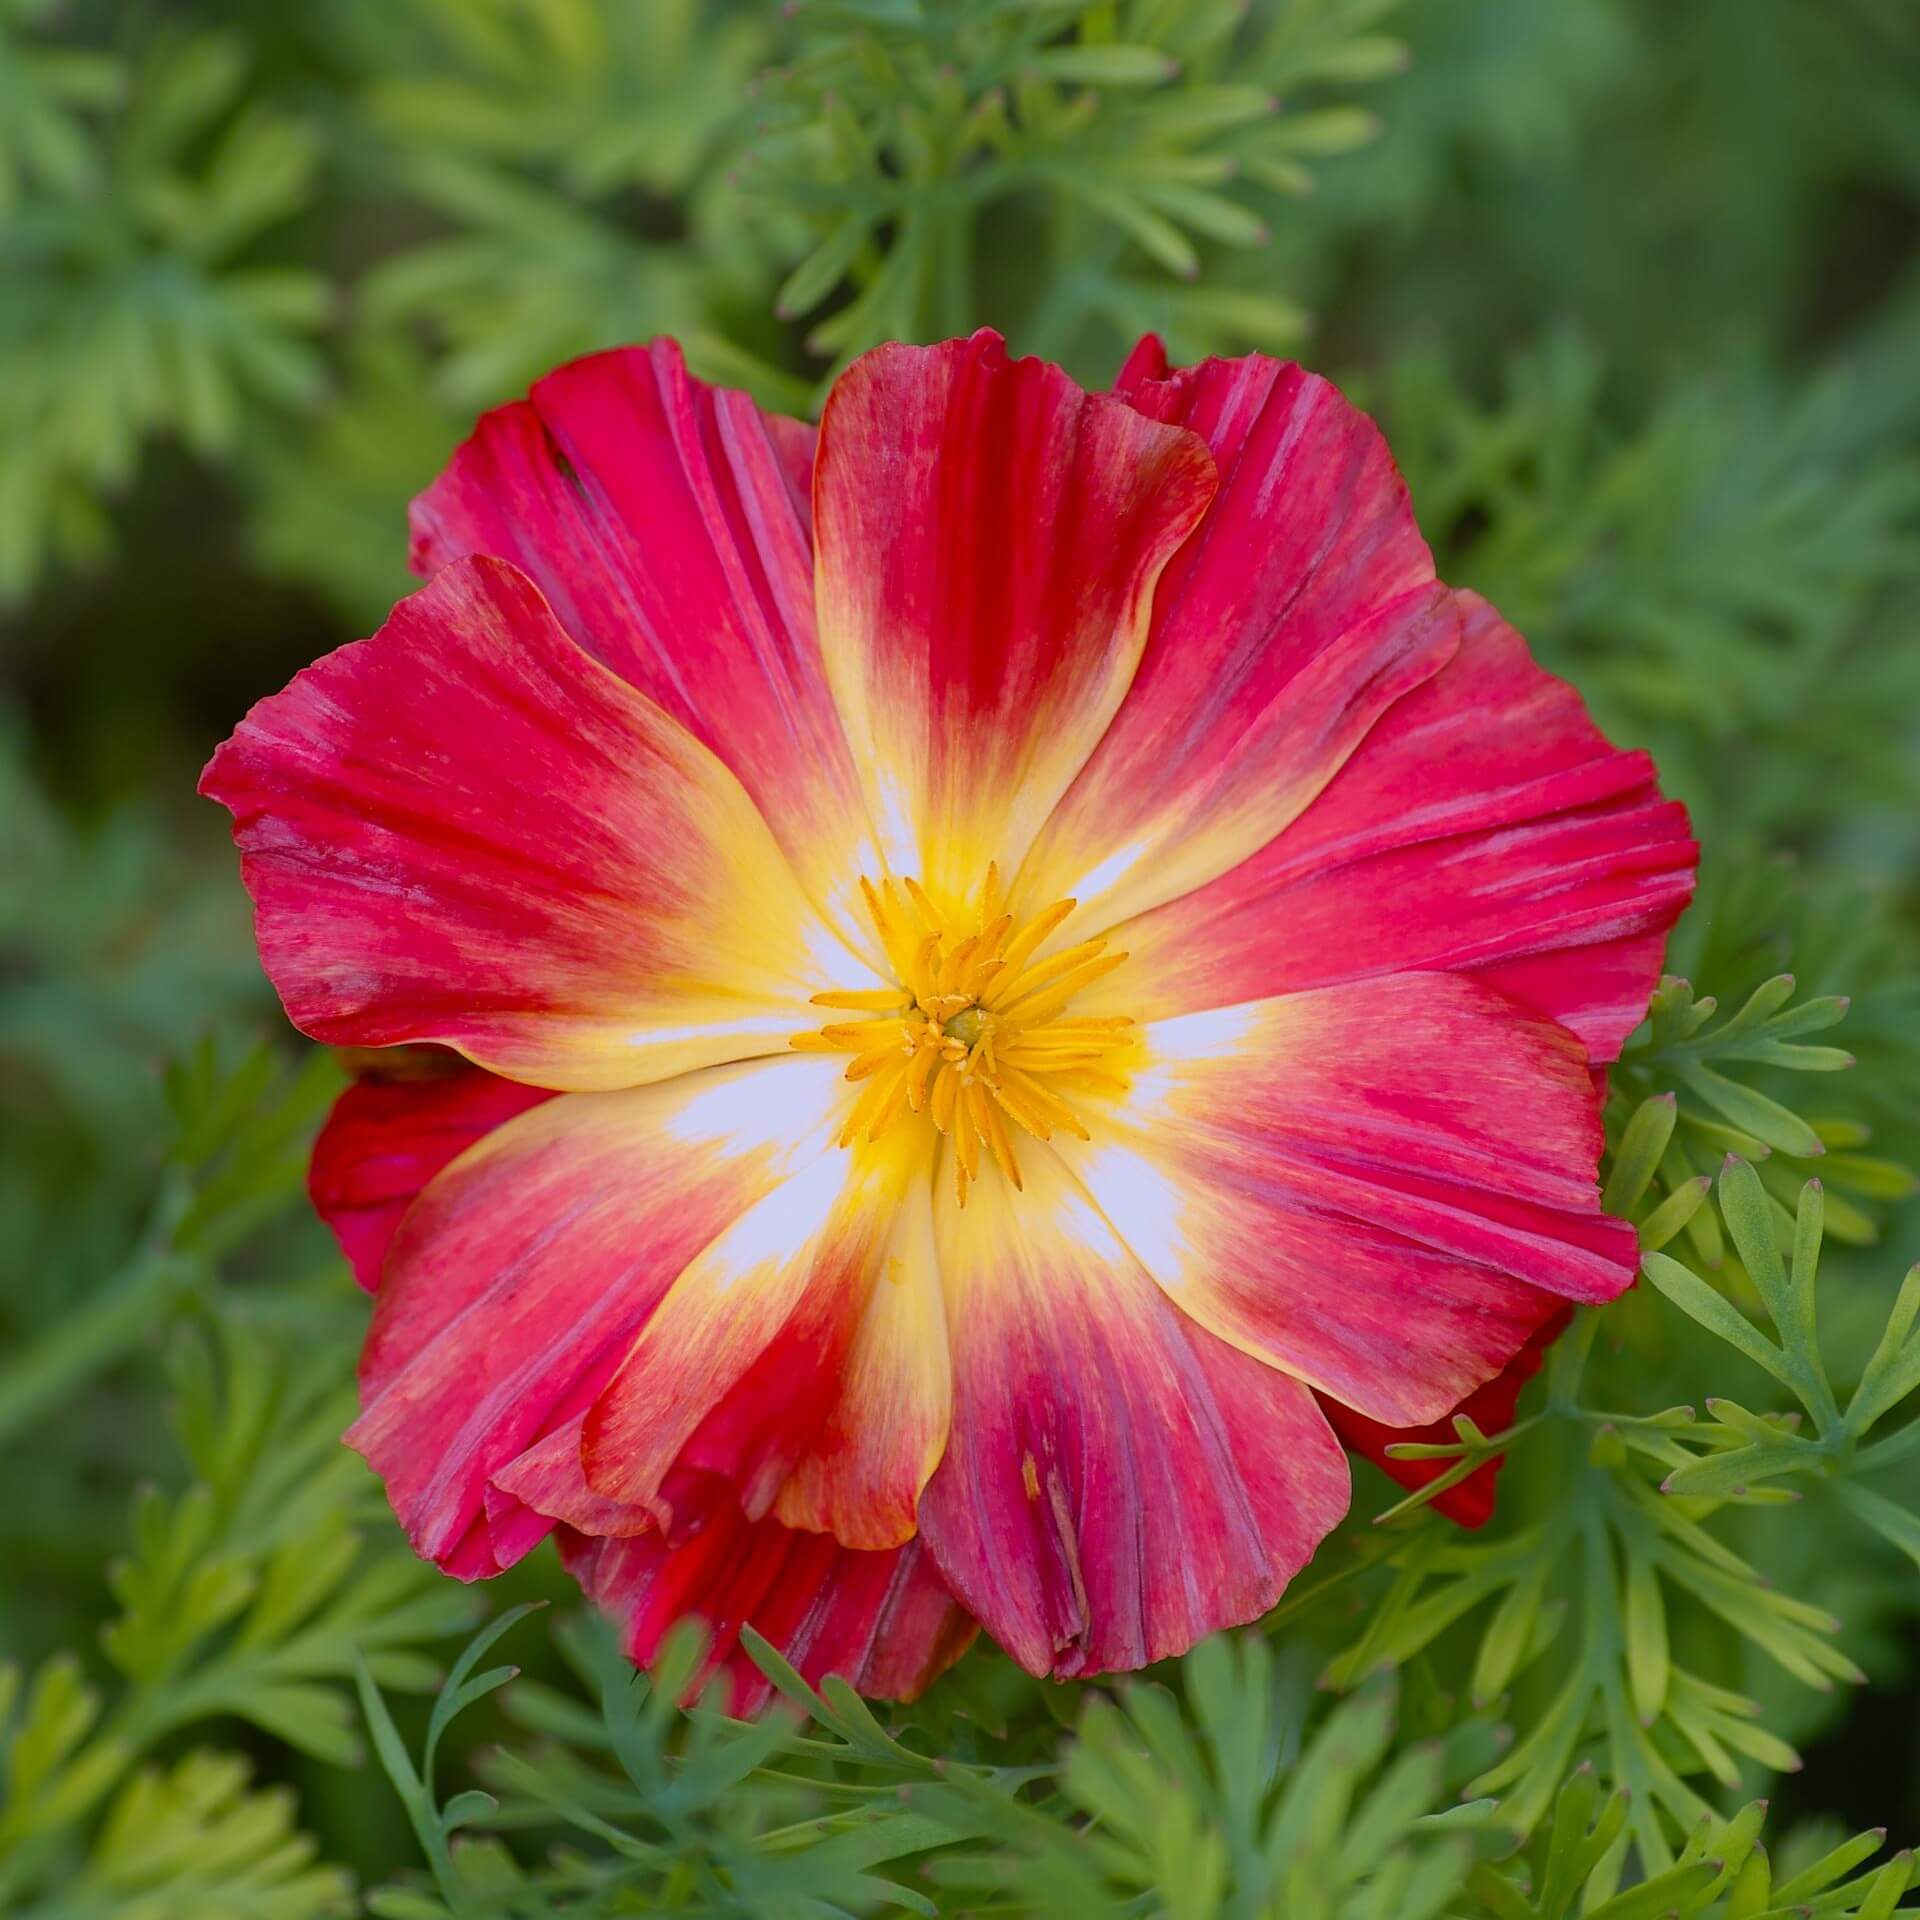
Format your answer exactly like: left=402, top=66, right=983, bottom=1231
left=205, top=331, right=1696, bottom=1709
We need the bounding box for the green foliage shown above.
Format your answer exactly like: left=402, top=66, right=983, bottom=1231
left=354, top=1607, right=1503, bottom=1918
left=26, top=1750, right=354, bottom=1920
left=350, top=0, right=757, bottom=409
left=1382, top=338, right=1920, bottom=849
left=0, top=0, right=123, bottom=217
left=356, top=1609, right=1041, bottom=1916
left=0, top=1035, right=338, bottom=1462
left=738, top=0, right=1401, bottom=376
left=1469, top=1768, right=1913, bottom=1919
left=948, top=1652, right=1501, bottom=1918
left=0, top=27, right=326, bottom=594
left=0, top=0, right=1411, bottom=610
left=0, top=1322, right=469, bottom=1913
left=1315, top=1157, right=1920, bottom=1875
left=4, top=1, right=1919, bottom=1915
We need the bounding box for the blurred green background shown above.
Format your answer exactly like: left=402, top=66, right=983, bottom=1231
left=3, top=0, right=1918, bottom=1911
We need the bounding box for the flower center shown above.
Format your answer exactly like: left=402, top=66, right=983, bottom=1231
left=792, top=865, right=1134, bottom=1205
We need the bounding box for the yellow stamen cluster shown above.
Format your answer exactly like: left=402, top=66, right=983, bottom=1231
left=793, top=865, right=1134, bottom=1204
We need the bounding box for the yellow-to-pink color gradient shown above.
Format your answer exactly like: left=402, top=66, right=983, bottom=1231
left=204, top=330, right=1697, bottom=1709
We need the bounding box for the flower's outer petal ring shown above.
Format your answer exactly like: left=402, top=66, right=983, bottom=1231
left=916, top=1143, right=1349, bottom=1680
left=1055, top=974, right=1636, bottom=1430
left=202, top=555, right=867, bottom=1092
left=581, top=1130, right=951, bottom=1553
left=410, top=340, right=884, bottom=953
left=308, top=1058, right=554, bottom=1292
left=562, top=1511, right=977, bottom=1718
left=1322, top=1305, right=1573, bottom=1530
left=813, top=329, right=1217, bottom=908
left=1079, top=590, right=1697, bottom=1064
left=1016, top=351, right=1452, bottom=932
left=345, top=1053, right=848, bottom=1576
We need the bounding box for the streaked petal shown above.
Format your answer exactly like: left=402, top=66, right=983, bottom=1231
left=1085, top=592, right=1696, bottom=1062
left=1057, top=975, right=1635, bottom=1428
left=308, top=1060, right=552, bottom=1291
left=1322, top=1306, right=1571, bottom=1529
left=346, top=1053, right=847, bottom=1574
left=202, top=555, right=860, bottom=1092
left=411, top=341, right=882, bottom=945
left=562, top=1509, right=976, bottom=1716
left=581, top=1133, right=949, bottom=1551
left=813, top=330, right=1216, bottom=903
left=917, top=1146, right=1349, bottom=1679
left=488, top=1409, right=650, bottom=1559
left=1015, top=352, right=1452, bottom=930
left=772, top=1176, right=953, bottom=1547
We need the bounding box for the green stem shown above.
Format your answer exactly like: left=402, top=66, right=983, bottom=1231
left=0, top=1239, right=199, bottom=1449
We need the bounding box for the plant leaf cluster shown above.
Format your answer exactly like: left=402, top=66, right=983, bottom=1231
left=3, top=2, right=1919, bottom=1914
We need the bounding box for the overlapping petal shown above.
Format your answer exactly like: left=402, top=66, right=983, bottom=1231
left=202, top=555, right=861, bottom=1092
left=346, top=1054, right=848, bottom=1575
left=308, top=1060, right=553, bottom=1291
left=410, top=340, right=881, bottom=945
left=211, top=329, right=1701, bottom=1709
left=1055, top=975, right=1635, bottom=1428
left=916, top=1146, right=1349, bottom=1679
left=812, top=329, right=1217, bottom=907
left=1013, top=348, right=1456, bottom=931
left=581, top=1131, right=950, bottom=1551
left=1077, top=591, right=1696, bottom=1062
left=562, top=1510, right=976, bottom=1717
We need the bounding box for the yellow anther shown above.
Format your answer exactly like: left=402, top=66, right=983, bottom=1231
left=793, top=873, right=1134, bottom=1203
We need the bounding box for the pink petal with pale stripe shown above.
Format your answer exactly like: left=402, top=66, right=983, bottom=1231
left=1079, top=591, right=1695, bottom=1061
left=581, top=1134, right=950, bottom=1551
left=202, top=556, right=857, bottom=1092
left=346, top=1054, right=846, bottom=1575
left=1056, top=975, right=1634, bottom=1428
left=1014, top=350, right=1454, bottom=931
left=916, top=1146, right=1349, bottom=1679
left=410, top=341, right=880, bottom=947
left=813, top=329, right=1216, bottom=906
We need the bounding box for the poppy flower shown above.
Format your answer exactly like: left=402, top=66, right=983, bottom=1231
left=205, top=330, right=1696, bottom=1710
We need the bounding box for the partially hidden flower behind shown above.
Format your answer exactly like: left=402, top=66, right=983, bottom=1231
left=204, top=330, right=1697, bottom=1711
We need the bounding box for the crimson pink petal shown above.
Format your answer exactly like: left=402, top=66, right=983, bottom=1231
left=1088, top=591, right=1696, bottom=1062
left=813, top=329, right=1216, bottom=904
left=560, top=1509, right=976, bottom=1717
left=579, top=1138, right=950, bottom=1552
left=308, top=1062, right=553, bottom=1291
left=488, top=1409, right=651, bottom=1555
left=1057, top=975, right=1635, bottom=1428
left=916, top=1145, right=1349, bottom=1680
left=410, top=341, right=879, bottom=943
left=1016, top=351, right=1451, bottom=930
left=201, top=555, right=847, bottom=1092
left=345, top=1054, right=846, bottom=1575
left=1320, top=1307, right=1573, bottom=1529
left=1112, top=333, right=1172, bottom=387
